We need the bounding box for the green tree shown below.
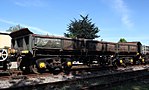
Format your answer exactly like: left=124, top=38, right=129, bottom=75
left=118, top=38, right=127, bottom=43
left=6, top=24, right=23, bottom=32
left=64, top=15, right=100, bottom=39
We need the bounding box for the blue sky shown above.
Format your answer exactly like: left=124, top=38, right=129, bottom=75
left=0, top=0, right=149, bottom=45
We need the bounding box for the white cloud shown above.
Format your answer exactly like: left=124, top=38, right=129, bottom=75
left=115, top=0, right=133, bottom=27
left=0, top=18, right=49, bottom=34
left=13, top=0, right=46, bottom=7
left=111, top=0, right=134, bottom=28
left=0, top=30, right=8, bottom=33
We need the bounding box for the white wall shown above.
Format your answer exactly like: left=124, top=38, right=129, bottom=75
left=0, top=34, right=11, bottom=48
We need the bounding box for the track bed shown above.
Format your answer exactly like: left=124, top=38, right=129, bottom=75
left=1, top=65, right=149, bottom=89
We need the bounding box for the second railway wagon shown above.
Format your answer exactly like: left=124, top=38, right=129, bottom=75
left=86, top=40, right=143, bottom=66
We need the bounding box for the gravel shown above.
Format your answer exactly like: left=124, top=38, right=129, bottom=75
left=0, top=65, right=149, bottom=89
left=0, top=74, right=74, bottom=89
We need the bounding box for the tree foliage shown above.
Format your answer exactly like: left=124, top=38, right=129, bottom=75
left=6, top=24, right=23, bottom=32
left=118, top=38, right=127, bottom=43
left=64, top=15, right=100, bottom=39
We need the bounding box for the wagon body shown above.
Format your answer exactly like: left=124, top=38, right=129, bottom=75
left=86, top=40, right=117, bottom=55
left=118, top=42, right=142, bottom=54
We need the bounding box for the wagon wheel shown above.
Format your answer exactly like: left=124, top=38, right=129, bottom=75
left=30, top=61, right=46, bottom=74
left=17, top=57, right=23, bottom=70
left=0, top=49, right=8, bottom=61
left=47, top=63, right=54, bottom=73
left=30, top=64, right=39, bottom=74
left=112, top=58, right=118, bottom=68
left=17, top=57, right=31, bottom=73
left=63, top=61, right=72, bottom=75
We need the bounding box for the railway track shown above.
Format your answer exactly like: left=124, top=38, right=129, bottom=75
left=0, top=65, right=109, bottom=81
left=0, top=64, right=130, bottom=81
left=1, top=65, right=149, bottom=90
left=82, top=69, right=149, bottom=89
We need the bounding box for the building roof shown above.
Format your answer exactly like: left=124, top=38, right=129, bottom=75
left=0, top=32, right=10, bottom=35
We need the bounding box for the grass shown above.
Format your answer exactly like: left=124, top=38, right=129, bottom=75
left=110, top=79, right=149, bottom=90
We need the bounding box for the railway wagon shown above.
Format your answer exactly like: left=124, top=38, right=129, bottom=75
left=85, top=40, right=117, bottom=66
left=142, top=45, right=149, bottom=55
left=116, top=42, right=143, bottom=65
left=142, top=45, right=149, bottom=63
left=9, top=28, right=90, bottom=73
left=86, top=40, right=143, bottom=66
left=9, top=28, right=145, bottom=73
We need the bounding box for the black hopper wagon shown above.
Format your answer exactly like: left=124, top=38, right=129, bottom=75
left=8, top=28, right=146, bottom=74
left=113, top=42, right=144, bottom=66
left=85, top=40, right=144, bottom=67
left=9, top=28, right=89, bottom=73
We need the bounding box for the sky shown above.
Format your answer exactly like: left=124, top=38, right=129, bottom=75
left=0, top=0, right=149, bottom=45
